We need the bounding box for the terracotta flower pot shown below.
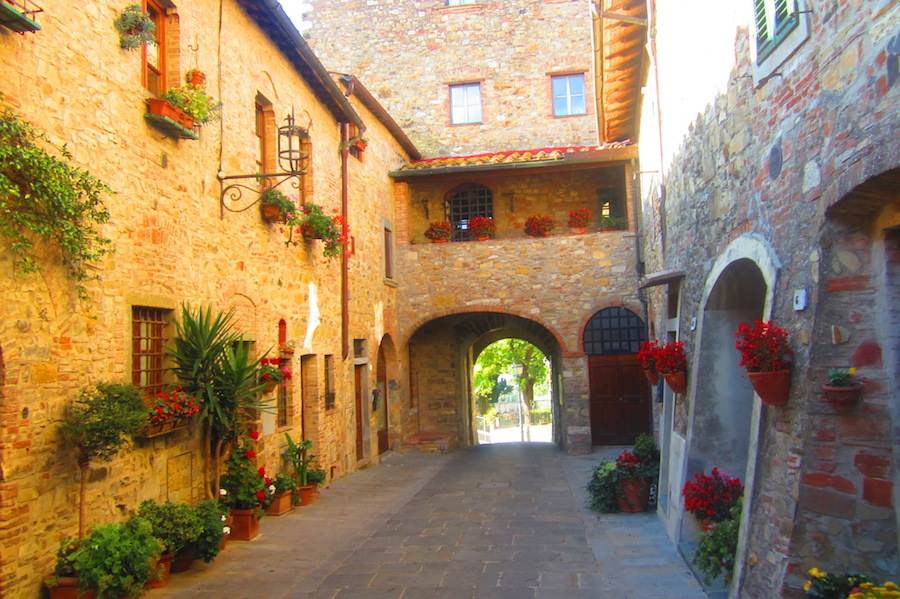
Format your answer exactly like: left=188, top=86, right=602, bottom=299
left=747, top=369, right=791, bottom=406
left=664, top=371, right=687, bottom=394
left=262, top=380, right=278, bottom=394
left=145, top=553, right=172, bottom=589
left=229, top=508, right=260, bottom=541
left=821, top=383, right=863, bottom=410
left=170, top=545, right=197, bottom=573
left=146, top=98, right=195, bottom=130
left=430, top=238, right=449, bottom=244
left=187, top=70, right=206, bottom=87
left=219, top=529, right=229, bottom=551
left=474, top=235, right=491, bottom=241
left=643, top=368, right=659, bottom=386
left=296, top=484, right=318, bottom=507
left=569, top=226, right=588, bottom=235
left=617, top=477, right=649, bottom=513
left=266, top=491, right=294, bottom=516
left=260, top=202, right=285, bottom=223
left=46, top=577, right=96, bottom=599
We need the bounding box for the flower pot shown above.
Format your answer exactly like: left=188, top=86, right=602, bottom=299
left=747, top=369, right=791, bottom=406
left=569, top=226, right=588, bottom=235
left=695, top=516, right=715, bottom=532
left=617, top=477, right=649, bottom=513
left=170, top=545, right=197, bottom=573
left=474, top=235, right=491, bottom=241
left=219, top=529, right=229, bottom=551
left=820, top=383, right=863, bottom=410
left=262, top=380, right=278, bottom=394
left=266, top=491, right=294, bottom=516
left=228, top=508, right=260, bottom=541
left=145, top=553, right=172, bottom=589
left=296, top=484, right=318, bottom=507
left=430, top=238, right=449, bottom=244
left=187, top=70, right=206, bottom=87
left=643, top=368, right=659, bottom=386
left=46, top=577, right=96, bottom=599
left=664, top=371, right=687, bottom=394
left=146, top=98, right=195, bottom=131
left=260, top=202, right=285, bottom=223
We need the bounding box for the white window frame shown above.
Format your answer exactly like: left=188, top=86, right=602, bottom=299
left=752, top=0, right=810, bottom=83
left=447, top=0, right=478, bottom=6
left=450, top=83, right=483, bottom=125
left=551, top=73, right=587, bottom=117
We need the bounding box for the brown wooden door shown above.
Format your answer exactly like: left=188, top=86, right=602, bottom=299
left=354, top=365, right=364, bottom=461
left=588, top=354, right=650, bottom=445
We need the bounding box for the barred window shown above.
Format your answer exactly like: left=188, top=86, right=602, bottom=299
left=446, top=183, right=493, bottom=241
left=583, top=307, right=646, bottom=355
left=324, top=354, right=335, bottom=410
left=132, top=306, right=171, bottom=395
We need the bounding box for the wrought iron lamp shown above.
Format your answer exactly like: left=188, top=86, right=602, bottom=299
left=218, top=108, right=312, bottom=216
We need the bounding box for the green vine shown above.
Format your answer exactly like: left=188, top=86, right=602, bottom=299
left=0, top=108, right=112, bottom=298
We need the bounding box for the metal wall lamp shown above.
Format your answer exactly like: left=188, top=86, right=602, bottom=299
left=218, top=109, right=312, bottom=217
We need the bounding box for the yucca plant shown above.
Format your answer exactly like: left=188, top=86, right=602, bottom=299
left=168, top=305, right=272, bottom=498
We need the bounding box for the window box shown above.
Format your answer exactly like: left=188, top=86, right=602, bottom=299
left=139, top=417, right=189, bottom=439
left=145, top=98, right=199, bottom=140
left=0, top=0, right=42, bottom=33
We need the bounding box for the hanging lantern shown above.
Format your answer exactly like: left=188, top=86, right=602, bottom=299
left=278, top=109, right=310, bottom=175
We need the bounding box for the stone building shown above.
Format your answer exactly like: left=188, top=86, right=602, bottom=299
left=0, top=1, right=415, bottom=595
left=637, top=0, right=899, bottom=596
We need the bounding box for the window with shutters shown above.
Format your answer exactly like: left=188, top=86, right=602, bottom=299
left=752, top=0, right=808, bottom=79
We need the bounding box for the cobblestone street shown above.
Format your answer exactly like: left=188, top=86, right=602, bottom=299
left=161, top=445, right=705, bottom=599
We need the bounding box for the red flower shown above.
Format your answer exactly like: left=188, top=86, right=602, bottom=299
left=256, top=490, right=266, bottom=501
left=257, top=466, right=266, bottom=477
left=735, top=320, right=792, bottom=373
left=245, top=450, right=257, bottom=459
left=261, top=373, right=271, bottom=381
left=682, top=468, right=744, bottom=522
left=637, top=340, right=661, bottom=372
left=656, top=341, right=687, bottom=375
left=568, top=208, right=592, bottom=228
left=248, top=430, right=260, bottom=440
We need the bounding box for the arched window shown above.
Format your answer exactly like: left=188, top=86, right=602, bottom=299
left=445, top=183, right=493, bottom=241
left=583, top=307, right=646, bottom=355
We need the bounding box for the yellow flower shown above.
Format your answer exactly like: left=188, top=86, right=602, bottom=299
left=886, top=582, right=899, bottom=589
left=809, top=567, right=826, bottom=578
left=848, top=367, right=857, bottom=375
left=804, top=581, right=812, bottom=592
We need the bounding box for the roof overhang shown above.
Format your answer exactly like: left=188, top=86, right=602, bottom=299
left=236, top=0, right=365, bottom=130
left=639, top=269, right=685, bottom=289
left=390, top=144, right=636, bottom=179
left=336, top=75, right=422, bottom=160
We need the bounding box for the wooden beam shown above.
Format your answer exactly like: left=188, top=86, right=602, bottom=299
left=600, top=11, right=647, bottom=27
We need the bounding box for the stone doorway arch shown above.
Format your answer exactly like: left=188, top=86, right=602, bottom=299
left=375, top=334, right=399, bottom=454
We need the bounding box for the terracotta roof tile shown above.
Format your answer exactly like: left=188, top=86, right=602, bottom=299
left=400, top=142, right=633, bottom=171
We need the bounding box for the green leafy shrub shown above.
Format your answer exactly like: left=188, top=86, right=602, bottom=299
left=693, top=499, right=742, bottom=584
left=803, top=567, right=872, bottom=598
left=72, top=517, right=162, bottom=599
left=161, top=85, right=220, bottom=124
left=306, top=467, right=327, bottom=486
left=194, top=500, right=227, bottom=563
left=137, top=500, right=202, bottom=556
left=587, top=460, right=620, bottom=513
left=587, top=435, right=661, bottom=514
left=599, top=215, right=628, bottom=230
left=0, top=108, right=112, bottom=298
left=290, top=203, right=346, bottom=258
left=283, top=434, right=326, bottom=486
left=273, top=473, right=297, bottom=494
left=114, top=4, right=156, bottom=50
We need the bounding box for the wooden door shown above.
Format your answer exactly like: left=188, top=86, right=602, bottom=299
left=354, top=365, right=364, bottom=461
left=588, top=354, right=650, bottom=445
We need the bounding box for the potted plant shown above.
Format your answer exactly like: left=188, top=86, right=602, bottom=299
left=160, top=85, right=220, bottom=126
left=637, top=340, right=661, bottom=385
left=820, top=367, right=863, bottom=410
left=657, top=340, right=688, bottom=394
left=137, top=500, right=202, bottom=587
left=524, top=214, right=554, bottom=237
left=803, top=568, right=873, bottom=598
left=142, top=386, right=200, bottom=437
left=259, top=356, right=292, bottom=393
left=568, top=208, right=592, bottom=234
left=598, top=215, right=627, bottom=231
left=59, top=382, right=147, bottom=538
left=185, top=68, right=207, bottom=87
left=146, top=85, right=219, bottom=138
left=266, top=473, right=297, bottom=516
left=172, top=500, right=228, bottom=572
left=469, top=216, right=495, bottom=240
left=114, top=4, right=156, bottom=50
left=258, top=188, right=295, bottom=224
left=283, top=434, right=326, bottom=506
left=424, top=221, right=452, bottom=243
left=693, top=500, right=741, bottom=585
left=291, top=203, right=346, bottom=258
left=681, top=468, right=743, bottom=531
left=219, top=433, right=273, bottom=540
left=614, top=450, right=654, bottom=512
left=44, top=538, right=93, bottom=599
left=587, top=434, right=659, bottom=514
left=71, top=517, right=162, bottom=599
left=735, top=320, right=793, bottom=406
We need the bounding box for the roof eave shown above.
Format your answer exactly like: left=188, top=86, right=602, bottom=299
left=338, top=75, right=422, bottom=160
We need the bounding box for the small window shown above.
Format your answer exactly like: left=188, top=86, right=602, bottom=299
left=353, top=339, right=368, bottom=360
left=324, top=354, right=335, bottom=410
left=384, top=225, right=394, bottom=280
left=132, top=306, right=172, bottom=395
left=446, top=183, right=493, bottom=241
left=552, top=74, right=586, bottom=117
left=142, top=0, right=166, bottom=96
left=349, top=123, right=365, bottom=161
left=753, top=0, right=801, bottom=64
left=450, top=83, right=482, bottom=125
left=277, top=382, right=291, bottom=428
left=447, top=0, right=478, bottom=5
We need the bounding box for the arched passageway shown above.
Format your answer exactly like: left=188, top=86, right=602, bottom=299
left=405, top=312, right=564, bottom=450
left=374, top=334, right=399, bottom=454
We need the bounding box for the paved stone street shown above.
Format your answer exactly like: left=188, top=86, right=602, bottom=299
left=160, top=445, right=706, bottom=598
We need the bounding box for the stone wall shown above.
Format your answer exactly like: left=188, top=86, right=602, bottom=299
left=306, top=0, right=597, bottom=156
left=0, top=2, right=408, bottom=595
left=638, top=1, right=899, bottom=596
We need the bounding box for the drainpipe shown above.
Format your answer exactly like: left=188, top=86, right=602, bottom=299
left=341, top=123, right=350, bottom=360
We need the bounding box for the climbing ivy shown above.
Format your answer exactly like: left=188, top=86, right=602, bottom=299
left=0, top=107, right=112, bottom=298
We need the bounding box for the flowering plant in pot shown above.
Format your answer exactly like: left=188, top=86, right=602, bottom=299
left=266, top=473, right=297, bottom=516
left=137, top=500, right=202, bottom=588
left=657, top=340, right=688, bottom=394
left=219, top=433, right=273, bottom=540
left=258, top=356, right=292, bottom=393
left=820, top=367, right=863, bottom=410
left=424, top=220, right=452, bottom=243
left=693, top=499, right=741, bottom=585
left=637, top=340, right=661, bottom=385
left=291, top=203, right=346, bottom=258
left=803, top=568, right=873, bottom=599
left=524, top=214, right=554, bottom=237
left=259, top=188, right=295, bottom=224
left=44, top=538, right=90, bottom=599
left=185, top=68, right=207, bottom=87
left=682, top=468, right=743, bottom=531
left=283, top=433, right=326, bottom=506
left=160, top=85, right=220, bottom=126
left=144, top=386, right=200, bottom=436
left=614, top=450, right=655, bottom=512
left=114, top=4, right=156, bottom=50
left=587, top=434, right=659, bottom=514
left=735, top=320, right=793, bottom=406
left=468, top=216, right=495, bottom=240
left=598, top=215, right=627, bottom=231
left=568, top=208, right=592, bottom=233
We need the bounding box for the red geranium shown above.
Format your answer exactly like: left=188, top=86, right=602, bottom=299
left=257, top=466, right=266, bottom=477
left=735, top=320, right=792, bottom=372
left=682, top=467, right=743, bottom=522
left=256, top=490, right=267, bottom=502
left=568, top=208, right=592, bottom=229
left=245, top=449, right=257, bottom=459
left=425, top=221, right=452, bottom=241
left=147, top=387, right=201, bottom=425
left=468, top=216, right=495, bottom=238
left=524, top=215, right=554, bottom=237
left=259, top=356, right=292, bottom=386
left=248, top=430, right=260, bottom=440
left=637, top=340, right=661, bottom=373
left=656, top=341, right=687, bottom=374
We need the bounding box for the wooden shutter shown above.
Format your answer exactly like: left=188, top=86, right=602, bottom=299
left=773, top=0, right=791, bottom=28
left=753, top=0, right=769, bottom=43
